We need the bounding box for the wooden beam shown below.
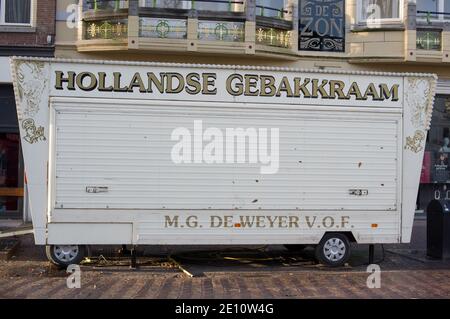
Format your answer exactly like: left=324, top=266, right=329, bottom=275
left=0, top=188, right=24, bottom=197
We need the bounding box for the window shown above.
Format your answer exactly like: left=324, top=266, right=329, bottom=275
left=358, top=0, right=403, bottom=24
left=0, top=0, right=32, bottom=25
left=0, top=133, right=21, bottom=216
left=256, top=0, right=287, bottom=19
left=417, top=0, right=450, bottom=21
left=84, top=0, right=128, bottom=11
left=195, top=0, right=242, bottom=12
left=417, top=0, right=438, bottom=14
left=138, top=0, right=244, bottom=12
left=139, top=0, right=188, bottom=9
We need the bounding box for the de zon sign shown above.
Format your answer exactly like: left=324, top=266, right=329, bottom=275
left=299, top=0, right=345, bottom=52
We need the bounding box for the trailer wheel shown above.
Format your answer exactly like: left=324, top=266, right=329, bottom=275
left=46, top=245, right=86, bottom=267
left=315, top=233, right=350, bottom=267
left=284, top=244, right=307, bottom=252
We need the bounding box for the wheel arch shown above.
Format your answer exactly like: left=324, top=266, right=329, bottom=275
left=322, top=231, right=356, bottom=243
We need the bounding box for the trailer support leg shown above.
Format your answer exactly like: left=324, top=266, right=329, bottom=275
left=121, top=244, right=130, bottom=256
left=369, top=244, right=375, bottom=264
left=130, top=246, right=137, bottom=269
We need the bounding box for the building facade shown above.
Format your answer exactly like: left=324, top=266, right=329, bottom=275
left=9, top=0, right=450, bottom=217
left=0, top=0, right=56, bottom=220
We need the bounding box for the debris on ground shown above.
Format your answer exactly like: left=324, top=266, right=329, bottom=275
left=0, top=238, right=20, bottom=261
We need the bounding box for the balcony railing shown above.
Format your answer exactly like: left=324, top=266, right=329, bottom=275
left=83, top=0, right=129, bottom=12
left=139, top=0, right=245, bottom=13
left=416, top=30, right=442, bottom=51
left=79, top=0, right=294, bottom=54
left=256, top=26, right=290, bottom=48
left=140, top=17, right=187, bottom=39
left=198, top=20, right=245, bottom=42
left=83, top=19, right=128, bottom=40
left=417, top=10, right=450, bottom=23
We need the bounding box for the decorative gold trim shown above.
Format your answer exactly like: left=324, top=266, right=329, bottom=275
left=14, top=60, right=48, bottom=118
left=22, top=118, right=46, bottom=144
left=406, top=77, right=436, bottom=131
left=405, top=130, right=425, bottom=153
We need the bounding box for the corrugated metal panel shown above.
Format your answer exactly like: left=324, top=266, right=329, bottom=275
left=54, top=105, right=399, bottom=211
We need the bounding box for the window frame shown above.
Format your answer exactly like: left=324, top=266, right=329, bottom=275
left=0, top=0, right=34, bottom=26
left=356, top=0, right=404, bottom=25
left=417, top=0, right=450, bottom=22
left=138, top=0, right=191, bottom=9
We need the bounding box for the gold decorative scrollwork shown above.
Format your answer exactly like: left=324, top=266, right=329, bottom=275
left=406, top=77, right=434, bottom=130
left=405, top=130, right=425, bottom=153
left=15, top=61, right=48, bottom=118
left=22, top=119, right=46, bottom=144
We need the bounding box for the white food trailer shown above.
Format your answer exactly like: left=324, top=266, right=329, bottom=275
left=10, top=57, right=436, bottom=267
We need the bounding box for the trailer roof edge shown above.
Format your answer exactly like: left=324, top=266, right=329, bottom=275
left=9, top=56, right=438, bottom=79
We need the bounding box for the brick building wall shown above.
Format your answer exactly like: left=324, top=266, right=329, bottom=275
left=0, top=0, right=56, bottom=54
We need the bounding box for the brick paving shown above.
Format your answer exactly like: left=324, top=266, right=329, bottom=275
left=0, top=219, right=449, bottom=299
left=1, top=267, right=449, bottom=299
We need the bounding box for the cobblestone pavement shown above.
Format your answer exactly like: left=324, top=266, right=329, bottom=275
left=1, top=219, right=449, bottom=299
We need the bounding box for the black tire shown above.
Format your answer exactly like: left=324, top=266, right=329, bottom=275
left=284, top=244, right=307, bottom=252
left=46, top=245, right=86, bottom=268
left=315, top=233, right=351, bottom=267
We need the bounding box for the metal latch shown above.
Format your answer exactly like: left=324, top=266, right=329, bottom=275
left=86, top=186, right=109, bottom=193
left=349, top=189, right=368, bottom=196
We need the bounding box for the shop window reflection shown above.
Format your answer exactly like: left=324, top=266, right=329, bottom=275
left=0, top=133, right=20, bottom=214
